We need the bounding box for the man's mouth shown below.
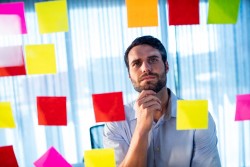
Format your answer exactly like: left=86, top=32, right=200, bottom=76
left=140, top=75, right=156, bottom=81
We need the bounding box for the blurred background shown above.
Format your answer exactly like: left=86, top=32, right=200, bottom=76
left=0, top=0, right=249, bottom=166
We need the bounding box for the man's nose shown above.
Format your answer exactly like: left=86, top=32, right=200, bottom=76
left=141, top=62, right=152, bottom=73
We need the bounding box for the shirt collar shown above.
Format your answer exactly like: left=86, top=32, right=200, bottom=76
left=166, top=89, right=177, bottom=119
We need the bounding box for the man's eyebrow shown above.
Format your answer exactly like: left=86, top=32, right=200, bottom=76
left=148, top=55, right=160, bottom=59
left=130, top=59, right=140, bottom=65
left=130, top=55, right=160, bottom=64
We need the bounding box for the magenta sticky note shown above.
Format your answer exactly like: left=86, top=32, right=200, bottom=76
left=34, top=147, right=71, bottom=167
left=0, top=2, right=27, bottom=34
left=235, top=94, right=250, bottom=121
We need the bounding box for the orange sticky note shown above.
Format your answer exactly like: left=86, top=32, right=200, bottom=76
left=35, top=0, right=69, bottom=33
left=126, top=0, right=158, bottom=27
left=25, top=44, right=57, bottom=75
left=177, top=100, right=208, bottom=130
left=84, top=148, right=116, bottom=167
left=0, top=102, right=16, bottom=128
left=92, top=92, right=125, bottom=122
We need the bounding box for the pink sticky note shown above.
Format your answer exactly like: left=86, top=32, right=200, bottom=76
left=235, top=94, right=250, bottom=121
left=34, top=147, right=71, bottom=167
left=0, top=46, right=26, bottom=77
left=0, top=2, right=27, bottom=34
left=0, top=15, right=22, bottom=35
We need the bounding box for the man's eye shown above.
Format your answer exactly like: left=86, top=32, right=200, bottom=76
left=132, top=62, right=140, bottom=67
left=149, top=58, right=158, bottom=63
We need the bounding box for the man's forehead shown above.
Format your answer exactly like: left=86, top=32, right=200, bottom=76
left=128, top=45, right=161, bottom=60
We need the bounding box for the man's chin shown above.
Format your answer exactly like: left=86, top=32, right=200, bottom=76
left=134, top=85, right=156, bottom=92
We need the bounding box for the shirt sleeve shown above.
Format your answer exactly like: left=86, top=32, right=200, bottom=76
left=191, top=113, right=221, bottom=167
left=103, top=121, right=130, bottom=166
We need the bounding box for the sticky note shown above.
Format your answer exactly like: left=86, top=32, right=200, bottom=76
left=235, top=94, right=250, bottom=121
left=0, top=46, right=26, bottom=77
left=84, top=148, right=116, bottom=167
left=34, top=146, right=71, bottom=167
left=35, top=0, right=69, bottom=34
left=207, top=0, right=240, bottom=24
left=37, top=96, right=67, bottom=126
left=0, top=102, right=16, bottom=128
left=126, top=0, right=158, bottom=27
left=168, top=0, right=199, bottom=25
left=25, top=44, right=57, bottom=75
left=92, top=92, right=125, bottom=122
left=0, top=15, right=22, bottom=35
left=177, top=100, right=208, bottom=130
left=0, top=2, right=27, bottom=34
left=0, top=145, right=18, bottom=167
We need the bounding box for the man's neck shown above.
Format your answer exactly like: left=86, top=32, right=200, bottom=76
left=154, top=87, right=169, bottom=122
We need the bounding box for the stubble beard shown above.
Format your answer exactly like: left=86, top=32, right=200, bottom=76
left=131, top=71, right=167, bottom=93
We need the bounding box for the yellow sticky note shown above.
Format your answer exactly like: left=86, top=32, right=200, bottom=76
left=35, top=0, right=69, bottom=34
left=126, top=0, right=158, bottom=27
left=84, top=148, right=116, bottom=167
left=25, top=44, right=57, bottom=75
left=177, top=100, right=208, bottom=130
left=0, top=102, right=16, bottom=128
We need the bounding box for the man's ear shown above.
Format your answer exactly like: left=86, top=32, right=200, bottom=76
left=127, top=68, right=131, bottom=78
left=165, top=61, right=169, bottom=73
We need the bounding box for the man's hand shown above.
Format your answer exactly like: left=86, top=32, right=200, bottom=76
left=119, top=90, right=162, bottom=167
left=135, top=90, right=162, bottom=134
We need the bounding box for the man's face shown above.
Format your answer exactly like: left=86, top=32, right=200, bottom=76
left=128, top=44, right=169, bottom=93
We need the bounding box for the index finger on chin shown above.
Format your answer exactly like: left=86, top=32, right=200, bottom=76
left=138, top=90, right=156, bottom=100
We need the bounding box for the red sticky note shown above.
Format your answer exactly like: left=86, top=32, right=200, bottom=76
left=235, top=94, right=250, bottom=121
left=92, top=92, right=125, bottom=122
left=37, top=96, right=67, bottom=126
left=34, top=146, right=71, bottom=167
left=0, top=2, right=27, bottom=34
left=0, top=145, right=18, bottom=167
left=168, top=0, right=199, bottom=25
left=0, top=46, right=26, bottom=77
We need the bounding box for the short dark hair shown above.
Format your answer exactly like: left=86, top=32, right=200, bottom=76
left=124, top=35, right=167, bottom=70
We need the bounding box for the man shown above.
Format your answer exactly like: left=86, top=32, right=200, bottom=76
left=103, top=36, right=221, bottom=167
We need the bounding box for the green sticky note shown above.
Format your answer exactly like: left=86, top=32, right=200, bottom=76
left=35, top=0, right=69, bottom=33
left=207, top=0, right=240, bottom=24
left=84, top=148, right=116, bottom=167
left=177, top=100, right=208, bottom=130
left=0, top=102, right=16, bottom=128
left=25, top=44, right=57, bottom=75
